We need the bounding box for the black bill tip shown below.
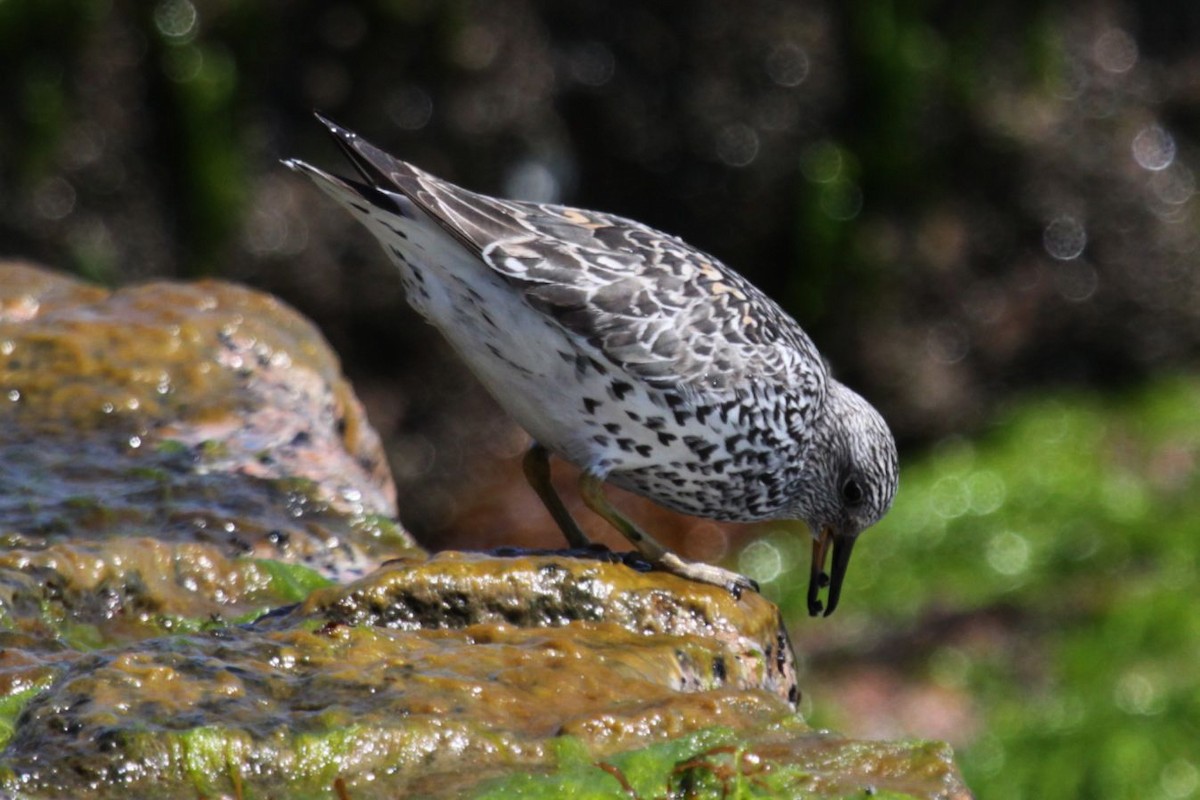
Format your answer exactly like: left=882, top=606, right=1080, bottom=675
left=822, top=533, right=857, bottom=617
left=807, top=527, right=857, bottom=617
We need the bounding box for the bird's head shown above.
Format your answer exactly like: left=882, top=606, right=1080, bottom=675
left=790, top=380, right=898, bottom=617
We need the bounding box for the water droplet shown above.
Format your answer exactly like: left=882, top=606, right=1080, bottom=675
left=1043, top=216, right=1087, bottom=260
left=1132, top=125, right=1176, bottom=171
left=153, top=0, right=197, bottom=40
left=930, top=476, right=971, bottom=519
left=1053, top=260, right=1099, bottom=303
left=1161, top=759, right=1198, bottom=799
left=1045, top=695, right=1085, bottom=733
left=386, top=86, right=433, bottom=131
left=452, top=24, right=499, bottom=70
left=738, top=539, right=782, bottom=584
left=966, top=470, right=1006, bottom=515
left=505, top=160, right=561, bottom=203
left=1114, top=670, right=1164, bottom=715
left=686, top=522, right=730, bottom=563
left=33, top=177, right=76, bottom=220
left=6, top=389, right=19, bottom=403
left=820, top=182, right=863, bottom=221
left=715, top=123, right=760, bottom=167
left=986, top=531, right=1030, bottom=575
left=128, top=436, right=142, bottom=449
left=1149, top=165, right=1195, bottom=206
left=926, top=322, right=970, bottom=365
left=800, top=141, right=843, bottom=183
left=162, top=44, right=204, bottom=83
left=971, top=735, right=1006, bottom=777
left=569, top=41, right=615, bottom=87
left=1094, top=28, right=1138, bottom=73
left=765, top=42, right=809, bottom=87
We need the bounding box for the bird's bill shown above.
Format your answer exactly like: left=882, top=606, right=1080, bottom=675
left=807, top=527, right=857, bottom=617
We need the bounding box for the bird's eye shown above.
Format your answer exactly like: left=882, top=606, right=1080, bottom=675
left=841, top=477, right=864, bottom=506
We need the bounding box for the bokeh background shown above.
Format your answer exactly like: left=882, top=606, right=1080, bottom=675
left=2, top=1, right=1198, bottom=797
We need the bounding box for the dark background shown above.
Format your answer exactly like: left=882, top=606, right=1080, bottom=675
left=2, top=2, right=1198, bottom=795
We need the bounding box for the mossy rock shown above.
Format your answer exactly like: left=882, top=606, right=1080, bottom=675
left=0, top=264, right=970, bottom=798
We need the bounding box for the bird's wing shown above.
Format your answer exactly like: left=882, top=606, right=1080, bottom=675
left=319, top=115, right=825, bottom=401
left=479, top=216, right=824, bottom=400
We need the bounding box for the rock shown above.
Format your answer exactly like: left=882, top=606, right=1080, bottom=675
left=0, top=260, right=417, bottom=581
left=286, top=550, right=800, bottom=704
left=0, top=263, right=972, bottom=798
left=1, top=555, right=970, bottom=799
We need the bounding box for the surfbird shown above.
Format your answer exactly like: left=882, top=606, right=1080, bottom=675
left=285, top=115, right=898, bottom=616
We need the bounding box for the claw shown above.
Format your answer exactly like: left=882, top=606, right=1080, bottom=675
left=726, top=573, right=760, bottom=600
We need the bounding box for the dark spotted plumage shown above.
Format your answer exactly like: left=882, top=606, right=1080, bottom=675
left=285, top=114, right=899, bottom=616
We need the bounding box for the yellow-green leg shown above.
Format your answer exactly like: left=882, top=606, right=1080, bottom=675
left=578, top=470, right=759, bottom=597
left=522, top=443, right=592, bottom=549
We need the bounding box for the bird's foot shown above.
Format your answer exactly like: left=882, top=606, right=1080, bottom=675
left=655, top=552, right=760, bottom=599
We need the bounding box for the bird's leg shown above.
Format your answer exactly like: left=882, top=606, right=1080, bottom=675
left=578, top=470, right=759, bottom=598
left=522, top=443, right=592, bottom=549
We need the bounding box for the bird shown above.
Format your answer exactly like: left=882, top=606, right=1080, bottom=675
left=284, top=114, right=898, bottom=616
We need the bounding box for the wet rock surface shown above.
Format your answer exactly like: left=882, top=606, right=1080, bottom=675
left=0, top=263, right=971, bottom=798
left=0, top=261, right=412, bottom=580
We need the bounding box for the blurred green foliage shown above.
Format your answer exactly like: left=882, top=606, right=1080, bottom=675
left=744, top=374, right=1200, bottom=799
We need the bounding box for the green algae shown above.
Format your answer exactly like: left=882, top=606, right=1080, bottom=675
left=0, top=678, right=55, bottom=751
left=253, top=559, right=334, bottom=604
left=472, top=724, right=948, bottom=800
left=471, top=728, right=746, bottom=799
left=349, top=513, right=416, bottom=552
left=168, top=724, right=406, bottom=798
left=55, top=621, right=109, bottom=651
left=0, top=542, right=343, bottom=652
left=0, top=581, right=795, bottom=798
left=0, top=555, right=965, bottom=798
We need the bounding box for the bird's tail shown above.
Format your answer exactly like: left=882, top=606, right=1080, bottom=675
left=281, top=157, right=400, bottom=217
